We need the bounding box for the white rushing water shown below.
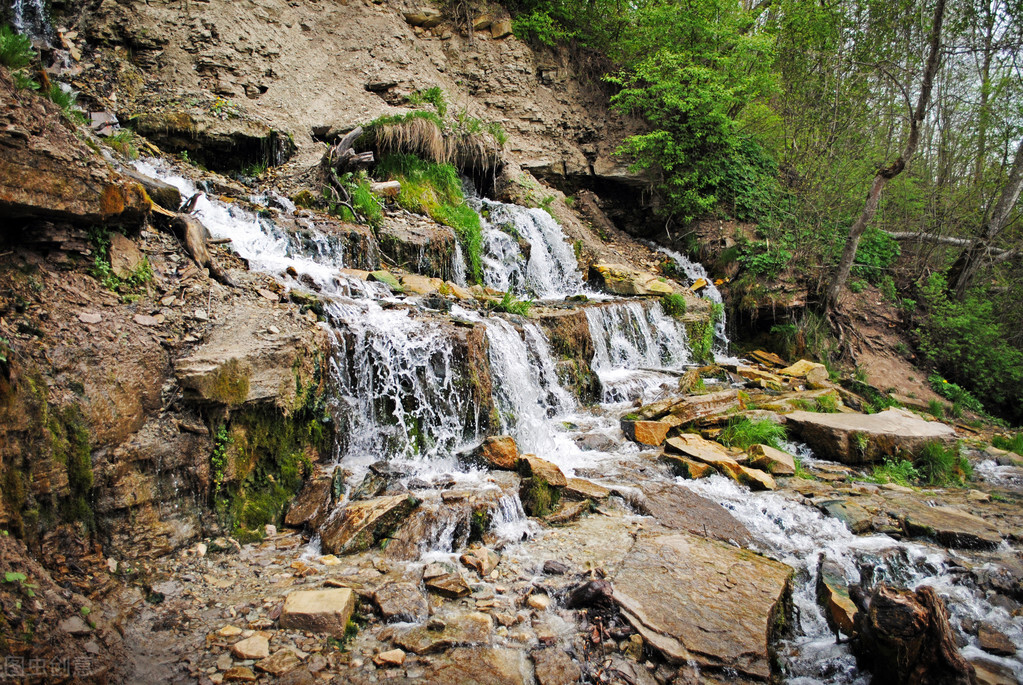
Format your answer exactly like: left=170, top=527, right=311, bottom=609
left=654, top=244, right=731, bottom=355
left=471, top=197, right=584, bottom=300
left=585, top=301, right=693, bottom=403
left=11, top=0, right=48, bottom=37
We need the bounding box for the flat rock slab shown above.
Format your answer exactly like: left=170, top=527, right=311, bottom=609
left=414, top=647, right=529, bottom=685
left=635, top=483, right=751, bottom=547
left=563, top=477, right=610, bottom=500
left=817, top=499, right=874, bottom=534
left=394, top=612, right=494, bottom=655
left=620, top=419, right=671, bottom=446
left=319, top=495, right=419, bottom=554
left=747, top=444, right=795, bottom=476
left=374, top=582, right=428, bottom=622
left=279, top=588, right=355, bottom=637
left=613, top=532, right=793, bottom=680
left=664, top=434, right=744, bottom=482
left=637, top=390, right=739, bottom=426
left=786, top=408, right=956, bottom=464
left=890, top=497, right=1002, bottom=549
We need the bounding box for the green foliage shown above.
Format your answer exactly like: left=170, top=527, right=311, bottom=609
left=325, top=170, right=384, bottom=228
left=407, top=86, right=448, bottom=117
left=45, top=83, right=87, bottom=124
left=211, top=425, right=231, bottom=497
left=928, top=373, right=985, bottom=415
left=0, top=336, right=10, bottom=364
left=375, top=153, right=484, bottom=282
left=718, top=417, right=787, bottom=450
left=914, top=441, right=971, bottom=487
left=12, top=68, right=38, bottom=91
left=927, top=399, right=945, bottom=418
left=738, top=241, right=792, bottom=279
left=0, top=25, right=34, bottom=69
left=87, top=227, right=153, bottom=301
left=3, top=571, right=37, bottom=599
left=794, top=394, right=838, bottom=413
left=851, top=227, right=900, bottom=283
left=868, top=458, right=920, bottom=487
left=848, top=279, right=867, bottom=294
left=512, top=9, right=577, bottom=46
left=793, top=457, right=815, bottom=480
left=660, top=293, right=687, bottom=318
left=491, top=291, right=533, bottom=316
left=915, top=265, right=1023, bottom=424
left=991, top=433, right=1023, bottom=455
left=106, top=130, right=139, bottom=159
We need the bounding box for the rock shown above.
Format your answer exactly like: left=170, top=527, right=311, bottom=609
left=527, top=593, right=553, bottom=611
left=533, top=648, right=582, bottom=685
left=750, top=350, right=787, bottom=367
left=223, top=666, right=258, bottom=682
left=374, top=582, right=428, bottom=622
left=318, top=495, right=419, bottom=554
left=589, top=263, right=674, bottom=296
left=460, top=547, right=500, bottom=576
left=967, top=489, right=991, bottom=503
left=394, top=612, right=494, bottom=654
left=78, top=312, right=103, bottom=324
left=367, top=270, right=403, bottom=292
left=256, top=649, right=302, bottom=676
left=218, top=625, right=244, bottom=638
left=373, top=649, right=406, bottom=667
left=424, top=564, right=472, bottom=599
left=230, top=634, right=270, bottom=660
left=738, top=465, right=777, bottom=491
left=370, top=181, right=401, bottom=198
left=786, top=408, right=957, bottom=464
left=490, top=17, right=513, bottom=39
left=474, top=435, right=519, bottom=470
left=563, top=477, right=610, bottom=500
left=544, top=499, right=590, bottom=525
left=217, top=653, right=234, bottom=671
left=542, top=560, right=570, bottom=575
left=853, top=584, right=975, bottom=685
left=404, top=8, right=444, bottom=28
left=279, top=588, right=355, bottom=638
left=565, top=579, right=615, bottom=611
left=133, top=314, right=161, bottom=326
left=415, top=647, right=528, bottom=685
left=517, top=455, right=567, bottom=487
left=120, top=167, right=182, bottom=210
left=636, top=390, right=740, bottom=426
left=893, top=498, right=1002, bottom=549
left=659, top=453, right=716, bottom=479
left=730, top=365, right=785, bottom=391
left=779, top=359, right=829, bottom=388
left=970, top=657, right=1018, bottom=685
left=613, top=532, right=793, bottom=679
left=633, top=483, right=751, bottom=546
left=59, top=616, right=91, bottom=635
left=284, top=473, right=332, bottom=528
left=620, top=419, right=671, bottom=446
left=663, top=434, right=744, bottom=482
left=747, top=444, right=796, bottom=476
left=817, top=499, right=874, bottom=534
left=977, top=623, right=1016, bottom=656
left=109, top=232, right=144, bottom=278
left=816, top=558, right=857, bottom=637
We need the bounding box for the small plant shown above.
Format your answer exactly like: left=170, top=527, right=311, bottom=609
left=926, top=399, right=944, bottom=418
left=106, top=129, right=139, bottom=159
left=0, top=25, right=35, bottom=69
left=209, top=96, right=239, bottom=119
left=793, top=457, right=815, bottom=480
left=660, top=293, right=687, bottom=318
left=87, top=227, right=153, bottom=300
left=491, top=291, right=533, bottom=316
left=868, top=458, right=920, bottom=487
left=12, top=68, right=39, bottom=91
left=991, top=433, right=1023, bottom=455
left=211, top=425, right=232, bottom=498
left=718, top=417, right=787, bottom=450
left=848, top=279, right=867, bottom=294
left=325, top=170, right=384, bottom=228
left=913, top=441, right=966, bottom=486
left=407, top=86, right=448, bottom=117
left=3, top=571, right=37, bottom=599
left=45, top=82, right=87, bottom=124
left=929, top=374, right=984, bottom=414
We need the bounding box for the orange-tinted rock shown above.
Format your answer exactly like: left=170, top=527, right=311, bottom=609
left=621, top=419, right=671, bottom=446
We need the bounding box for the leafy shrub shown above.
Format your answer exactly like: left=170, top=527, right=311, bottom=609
left=660, top=293, right=687, bottom=318
left=0, top=25, right=34, bottom=69
left=375, top=154, right=483, bottom=282
left=851, top=227, right=900, bottom=283
left=718, top=417, right=786, bottom=450
left=928, top=373, right=984, bottom=415
left=12, top=68, right=38, bottom=91
left=87, top=227, right=153, bottom=300
left=738, top=241, right=792, bottom=279
left=914, top=441, right=971, bottom=486
left=512, top=9, right=576, bottom=46
left=848, top=279, right=867, bottom=294
left=325, top=171, right=384, bottom=229
left=106, top=130, right=139, bottom=159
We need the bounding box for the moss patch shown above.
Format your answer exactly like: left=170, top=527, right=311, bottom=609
left=519, top=476, right=560, bottom=517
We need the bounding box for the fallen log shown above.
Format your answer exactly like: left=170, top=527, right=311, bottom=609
left=170, top=212, right=233, bottom=286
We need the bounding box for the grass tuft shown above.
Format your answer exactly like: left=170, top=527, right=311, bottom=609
left=717, top=417, right=787, bottom=451
left=660, top=292, right=687, bottom=318
left=867, top=458, right=920, bottom=487
left=491, top=291, right=533, bottom=316
left=914, top=441, right=971, bottom=486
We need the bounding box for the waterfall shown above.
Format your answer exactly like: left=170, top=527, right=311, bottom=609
left=482, top=316, right=574, bottom=455
left=585, top=301, right=693, bottom=402
left=11, top=0, right=48, bottom=37
left=654, top=244, right=730, bottom=354
left=471, top=197, right=584, bottom=300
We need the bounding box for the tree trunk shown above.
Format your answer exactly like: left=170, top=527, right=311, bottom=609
left=949, top=137, right=1023, bottom=297
left=824, top=0, right=947, bottom=311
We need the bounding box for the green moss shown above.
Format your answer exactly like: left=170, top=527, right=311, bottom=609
left=207, top=359, right=251, bottom=407
left=660, top=293, right=687, bottom=318
left=519, top=476, right=560, bottom=517
left=469, top=508, right=492, bottom=543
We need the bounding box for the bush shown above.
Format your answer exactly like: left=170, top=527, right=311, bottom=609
left=325, top=171, right=383, bottom=228
left=660, top=293, right=687, bottom=318
left=512, top=9, right=576, bottom=47
left=928, top=374, right=984, bottom=415
left=407, top=86, right=448, bottom=117
left=851, top=227, right=900, bottom=284
left=717, top=417, right=786, bottom=450
left=0, top=25, right=34, bottom=69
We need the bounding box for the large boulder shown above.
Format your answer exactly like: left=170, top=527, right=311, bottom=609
left=318, top=495, right=419, bottom=555
left=636, top=390, right=740, bottom=426
left=778, top=359, right=829, bottom=388
left=613, top=532, right=793, bottom=680
left=588, top=263, right=674, bottom=296
left=785, top=408, right=956, bottom=464
left=620, top=419, right=671, bottom=446
left=890, top=497, right=1002, bottom=549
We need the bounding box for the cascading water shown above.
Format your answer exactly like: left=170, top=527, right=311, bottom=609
left=470, top=196, right=584, bottom=300
left=585, top=301, right=693, bottom=402
left=11, top=0, right=48, bottom=37
left=655, top=244, right=731, bottom=354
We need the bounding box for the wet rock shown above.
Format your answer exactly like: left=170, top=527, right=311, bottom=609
left=367, top=269, right=403, bottom=292
left=613, top=532, right=793, bottom=680
left=664, top=434, right=744, bottom=482
left=542, top=560, right=569, bottom=575
left=786, top=408, right=956, bottom=464
left=589, top=263, right=674, bottom=296
left=893, top=498, right=1002, bottom=549
left=230, top=634, right=270, bottom=660
left=424, top=562, right=472, bottom=598
left=279, top=588, right=355, bottom=637
left=747, top=444, right=796, bottom=476
left=284, top=472, right=332, bottom=528
left=659, top=453, right=716, bottom=479
left=970, top=657, right=1018, bottom=685
left=532, top=647, right=582, bottom=685
left=565, top=580, right=614, bottom=611
left=635, top=483, right=752, bottom=546
left=817, top=558, right=857, bottom=637
left=473, top=435, right=519, bottom=470
left=415, top=647, right=528, bottom=684
left=527, top=593, right=553, bottom=611
left=730, top=365, right=785, bottom=391
left=563, top=477, right=610, bottom=500
left=373, top=648, right=406, bottom=667
left=394, top=612, right=494, bottom=654
left=517, top=455, right=568, bottom=487
left=319, top=495, right=419, bottom=554
left=256, top=648, right=302, bottom=676
left=460, top=547, right=501, bottom=577
left=751, top=350, right=787, bottom=367
left=374, top=582, right=428, bottom=622
left=223, top=666, right=258, bottom=682
left=977, top=623, right=1016, bottom=656
left=376, top=219, right=459, bottom=281
left=778, top=359, right=829, bottom=388
left=544, top=499, right=590, bottom=525
left=620, top=419, right=671, bottom=446
left=853, top=584, right=975, bottom=685
left=738, top=464, right=777, bottom=491
left=637, top=390, right=740, bottom=426
left=817, top=499, right=874, bottom=535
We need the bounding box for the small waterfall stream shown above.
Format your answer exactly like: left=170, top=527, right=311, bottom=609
left=11, top=0, right=48, bottom=37
left=132, top=159, right=1021, bottom=683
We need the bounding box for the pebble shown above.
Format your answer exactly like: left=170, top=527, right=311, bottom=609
left=78, top=312, right=103, bottom=324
